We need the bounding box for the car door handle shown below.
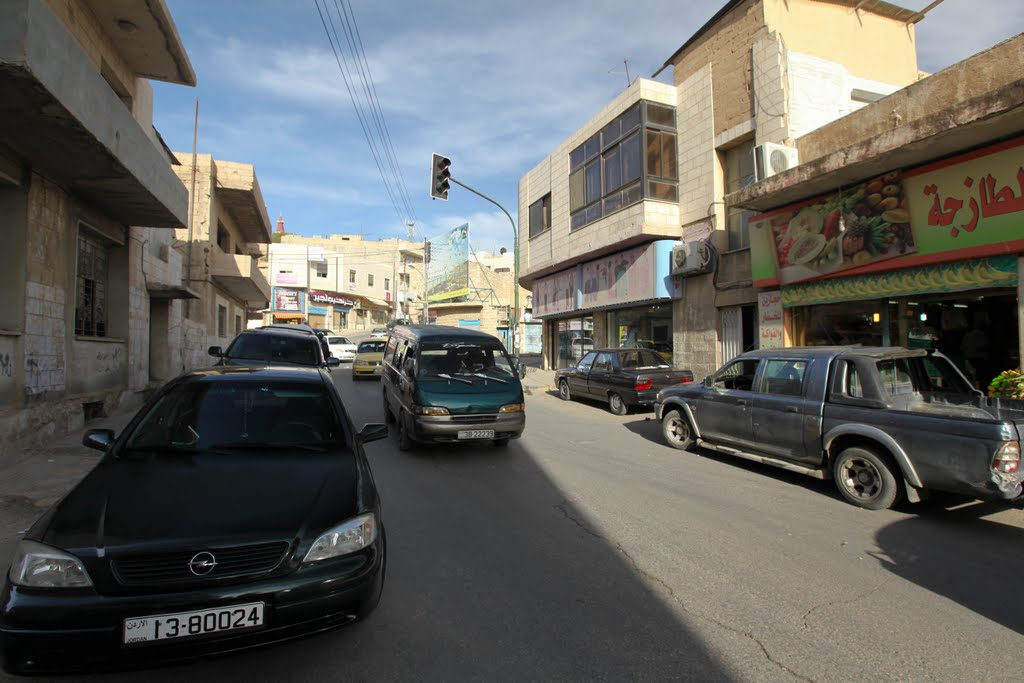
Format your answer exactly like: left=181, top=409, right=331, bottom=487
left=784, top=406, right=799, bottom=413
left=736, top=399, right=747, bottom=406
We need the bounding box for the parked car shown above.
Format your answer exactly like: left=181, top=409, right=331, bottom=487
left=369, top=328, right=389, bottom=340
left=382, top=325, right=526, bottom=450
left=569, top=336, right=594, bottom=360
left=655, top=346, right=1024, bottom=510
left=556, top=348, right=694, bottom=415
left=0, top=366, right=387, bottom=674
left=327, top=335, right=358, bottom=362
left=209, top=327, right=340, bottom=371
left=352, top=340, right=387, bottom=379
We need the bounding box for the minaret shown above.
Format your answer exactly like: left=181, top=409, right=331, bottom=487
left=275, top=214, right=285, bottom=233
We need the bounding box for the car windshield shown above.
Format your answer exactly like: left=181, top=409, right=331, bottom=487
left=417, top=341, right=515, bottom=379
left=225, top=334, right=321, bottom=365
left=124, top=381, right=344, bottom=452
left=358, top=341, right=387, bottom=353
left=328, top=336, right=351, bottom=345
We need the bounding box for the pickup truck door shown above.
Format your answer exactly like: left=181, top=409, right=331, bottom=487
left=587, top=352, right=617, bottom=399
left=695, top=359, right=759, bottom=447
left=568, top=351, right=597, bottom=398
left=750, top=359, right=821, bottom=464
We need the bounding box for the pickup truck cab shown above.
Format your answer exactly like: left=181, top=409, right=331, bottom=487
left=556, top=348, right=694, bottom=415
left=655, top=346, right=1024, bottom=510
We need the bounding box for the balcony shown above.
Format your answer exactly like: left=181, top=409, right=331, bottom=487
left=215, top=161, right=272, bottom=244
left=0, top=0, right=190, bottom=227
left=211, top=251, right=271, bottom=306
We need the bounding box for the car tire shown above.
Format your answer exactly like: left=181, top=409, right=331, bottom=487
left=397, top=414, right=413, bottom=452
left=832, top=446, right=900, bottom=510
left=383, top=391, right=395, bottom=424
left=608, top=393, right=628, bottom=416
left=355, top=529, right=386, bottom=621
left=661, top=409, right=693, bottom=451
left=558, top=380, right=571, bottom=401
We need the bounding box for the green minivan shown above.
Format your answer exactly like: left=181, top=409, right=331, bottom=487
left=381, top=325, right=526, bottom=450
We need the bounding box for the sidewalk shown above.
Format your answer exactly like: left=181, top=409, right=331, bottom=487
left=519, top=356, right=557, bottom=396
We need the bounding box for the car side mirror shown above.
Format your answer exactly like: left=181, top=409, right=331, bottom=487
left=517, top=362, right=527, bottom=379
left=83, top=428, right=115, bottom=452
left=326, top=357, right=341, bottom=367
left=358, top=423, right=388, bottom=445
left=208, top=346, right=223, bottom=358
left=703, top=375, right=713, bottom=387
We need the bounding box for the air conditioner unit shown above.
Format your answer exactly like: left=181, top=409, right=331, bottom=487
left=671, top=241, right=712, bottom=277
left=753, top=142, right=799, bottom=181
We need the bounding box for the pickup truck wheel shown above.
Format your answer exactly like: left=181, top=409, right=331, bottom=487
left=608, top=393, right=629, bottom=415
left=833, top=447, right=899, bottom=510
left=661, top=410, right=693, bottom=451
left=558, top=380, right=572, bottom=401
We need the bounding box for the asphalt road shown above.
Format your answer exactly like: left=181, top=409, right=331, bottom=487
left=12, top=352, right=1024, bottom=682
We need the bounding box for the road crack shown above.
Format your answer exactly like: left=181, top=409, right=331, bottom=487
left=554, top=499, right=815, bottom=683
left=801, top=575, right=895, bottom=632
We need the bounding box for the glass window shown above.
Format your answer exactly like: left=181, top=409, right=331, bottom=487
left=585, top=160, right=601, bottom=203
left=385, top=278, right=390, bottom=291
left=583, top=134, right=600, bottom=161
left=620, top=350, right=671, bottom=369
left=604, top=146, right=622, bottom=194
left=367, top=273, right=374, bottom=287
left=569, top=169, right=585, bottom=213
left=601, top=118, right=621, bottom=148
left=315, top=262, right=328, bottom=278
left=529, top=194, right=552, bottom=238
left=760, top=360, right=807, bottom=397
left=217, top=305, right=227, bottom=338
left=577, top=351, right=597, bottom=371
left=712, top=359, right=760, bottom=391
left=621, top=104, right=641, bottom=133
left=217, top=222, right=230, bottom=253
left=845, top=362, right=863, bottom=398
left=357, top=340, right=387, bottom=354
left=877, top=359, right=916, bottom=395
left=724, top=140, right=756, bottom=251
left=226, top=333, right=321, bottom=366
left=621, top=132, right=642, bottom=185
left=593, top=352, right=615, bottom=372
left=647, top=103, right=675, bottom=128
left=647, top=180, right=678, bottom=202
left=75, top=230, right=108, bottom=337
left=235, top=314, right=242, bottom=337
left=570, top=146, right=587, bottom=173
left=416, top=341, right=514, bottom=378
left=349, top=269, right=356, bottom=284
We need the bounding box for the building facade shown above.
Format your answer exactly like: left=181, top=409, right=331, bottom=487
left=518, top=0, right=923, bottom=376
left=0, top=0, right=196, bottom=462
left=730, top=33, right=1024, bottom=390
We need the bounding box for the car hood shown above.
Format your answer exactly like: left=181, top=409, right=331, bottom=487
left=355, top=352, right=384, bottom=362
left=415, top=377, right=523, bottom=414
left=39, top=451, right=360, bottom=554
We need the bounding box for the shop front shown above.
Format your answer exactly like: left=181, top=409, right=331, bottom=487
left=751, top=137, right=1024, bottom=390
left=308, top=289, right=356, bottom=331
left=532, top=240, right=679, bottom=369
left=272, top=287, right=305, bottom=323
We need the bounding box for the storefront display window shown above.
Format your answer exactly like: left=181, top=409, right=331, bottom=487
left=555, top=317, right=594, bottom=369
left=607, top=304, right=672, bottom=354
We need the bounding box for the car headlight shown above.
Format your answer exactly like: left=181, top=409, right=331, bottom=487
left=303, top=514, right=377, bottom=563
left=413, top=405, right=449, bottom=416
left=499, top=403, right=525, bottom=413
left=8, top=540, right=93, bottom=588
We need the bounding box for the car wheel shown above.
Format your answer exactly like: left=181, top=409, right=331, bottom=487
left=383, top=390, right=395, bottom=424
left=355, top=529, right=386, bottom=620
left=608, top=393, right=628, bottom=416
left=833, top=446, right=900, bottom=510
left=397, top=414, right=413, bottom=452
left=558, top=380, right=571, bottom=401
left=661, top=409, right=693, bottom=451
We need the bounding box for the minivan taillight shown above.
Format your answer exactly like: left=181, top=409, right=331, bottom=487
left=992, top=441, right=1021, bottom=474
left=635, top=377, right=653, bottom=391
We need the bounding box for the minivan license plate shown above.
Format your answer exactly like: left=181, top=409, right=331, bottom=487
left=123, top=602, right=264, bottom=645
left=457, top=429, right=494, bottom=439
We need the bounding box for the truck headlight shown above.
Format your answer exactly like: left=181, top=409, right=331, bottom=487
left=498, top=403, right=525, bottom=413
left=8, top=540, right=93, bottom=588
left=413, top=405, right=449, bottom=416
left=303, top=514, right=377, bottom=563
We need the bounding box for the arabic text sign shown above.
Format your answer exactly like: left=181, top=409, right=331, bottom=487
left=308, top=290, right=356, bottom=307
left=758, top=291, right=784, bottom=349
left=426, top=224, right=470, bottom=302
left=273, top=288, right=303, bottom=312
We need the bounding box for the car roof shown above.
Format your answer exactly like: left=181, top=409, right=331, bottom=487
left=239, top=327, right=319, bottom=339
left=584, top=348, right=666, bottom=354
left=178, top=365, right=328, bottom=384
left=737, top=345, right=927, bottom=361
left=389, top=324, right=502, bottom=343
left=261, top=323, right=316, bottom=334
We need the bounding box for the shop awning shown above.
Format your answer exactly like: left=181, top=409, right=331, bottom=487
left=272, top=312, right=304, bottom=320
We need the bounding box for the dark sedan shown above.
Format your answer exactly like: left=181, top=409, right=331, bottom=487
left=555, top=348, right=694, bottom=415
left=208, top=327, right=340, bottom=371
left=0, top=366, right=387, bottom=674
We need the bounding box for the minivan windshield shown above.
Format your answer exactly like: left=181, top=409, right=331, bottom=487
left=417, top=341, right=515, bottom=380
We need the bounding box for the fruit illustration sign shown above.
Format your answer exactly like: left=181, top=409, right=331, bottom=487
left=751, top=136, right=1024, bottom=287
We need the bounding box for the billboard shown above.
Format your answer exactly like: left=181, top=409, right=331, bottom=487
left=426, top=223, right=470, bottom=302
left=272, top=288, right=303, bottom=312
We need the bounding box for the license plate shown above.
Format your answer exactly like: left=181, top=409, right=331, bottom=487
left=457, top=429, right=495, bottom=439
left=373, top=367, right=382, bottom=375
left=123, top=602, right=264, bottom=646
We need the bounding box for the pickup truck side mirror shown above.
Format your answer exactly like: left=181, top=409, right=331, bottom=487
left=208, top=345, right=223, bottom=358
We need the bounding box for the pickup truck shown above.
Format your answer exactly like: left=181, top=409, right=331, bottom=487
left=654, top=346, right=1024, bottom=510
left=555, top=348, right=694, bottom=415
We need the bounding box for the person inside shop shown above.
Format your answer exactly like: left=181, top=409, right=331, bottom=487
left=960, top=313, right=991, bottom=388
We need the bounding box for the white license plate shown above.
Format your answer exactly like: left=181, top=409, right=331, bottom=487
left=373, top=367, right=382, bottom=375
left=457, top=429, right=495, bottom=439
left=123, top=602, right=264, bottom=646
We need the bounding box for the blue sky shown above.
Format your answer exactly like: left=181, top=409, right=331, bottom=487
left=153, top=0, right=1023, bottom=253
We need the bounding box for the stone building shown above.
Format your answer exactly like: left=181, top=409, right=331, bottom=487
left=518, top=0, right=925, bottom=377
left=0, top=0, right=195, bottom=463
left=171, top=153, right=272, bottom=365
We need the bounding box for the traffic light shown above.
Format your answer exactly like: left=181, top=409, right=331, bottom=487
left=424, top=241, right=432, bottom=263
left=430, top=153, right=451, bottom=201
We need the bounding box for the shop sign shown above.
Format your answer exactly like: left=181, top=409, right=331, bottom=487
left=272, top=288, right=303, bottom=312
left=274, top=272, right=298, bottom=285
left=780, top=255, right=1017, bottom=308
left=751, top=136, right=1024, bottom=286
left=309, top=289, right=356, bottom=307
left=533, top=269, right=577, bottom=319
left=758, top=291, right=784, bottom=348
left=307, top=306, right=328, bottom=316
left=580, top=244, right=654, bottom=309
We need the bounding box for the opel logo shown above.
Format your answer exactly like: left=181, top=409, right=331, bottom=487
left=188, top=551, right=218, bottom=576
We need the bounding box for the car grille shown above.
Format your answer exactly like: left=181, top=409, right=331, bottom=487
left=111, top=541, right=290, bottom=586
left=450, top=414, right=497, bottom=423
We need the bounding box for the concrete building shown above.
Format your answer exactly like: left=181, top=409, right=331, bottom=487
left=728, top=33, right=1024, bottom=390
left=518, top=0, right=924, bottom=377
left=0, top=0, right=195, bottom=462
left=171, top=153, right=272, bottom=366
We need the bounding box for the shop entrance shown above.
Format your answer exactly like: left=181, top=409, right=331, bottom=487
left=607, top=303, right=673, bottom=354
left=555, top=316, right=594, bottom=370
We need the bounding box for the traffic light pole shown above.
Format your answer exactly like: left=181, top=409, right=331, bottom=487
left=448, top=177, right=519, bottom=356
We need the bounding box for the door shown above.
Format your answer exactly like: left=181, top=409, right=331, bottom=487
left=567, top=351, right=597, bottom=397
left=721, top=306, right=742, bottom=364
left=696, top=358, right=759, bottom=447
left=587, top=351, right=617, bottom=399
left=750, top=359, right=820, bottom=463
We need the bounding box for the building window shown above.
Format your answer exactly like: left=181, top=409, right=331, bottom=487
left=568, top=100, right=677, bottom=231
left=384, top=277, right=390, bottom=291
left=217, top=304, right=227, bottom=337
left=314, top=262, right=328, bottom=279
left=349, top=269, right=356, bottom=284
left=217, top=222, right=230, bottom=253
left=367, top=273, right=375, bottom=287
left=235, top=314, right=242, bottom=336
left=723, top=140, right=756, bottom=251
left=529, top=194, right=551, bottom=238
left=75, top=230, right=109, bottom=337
